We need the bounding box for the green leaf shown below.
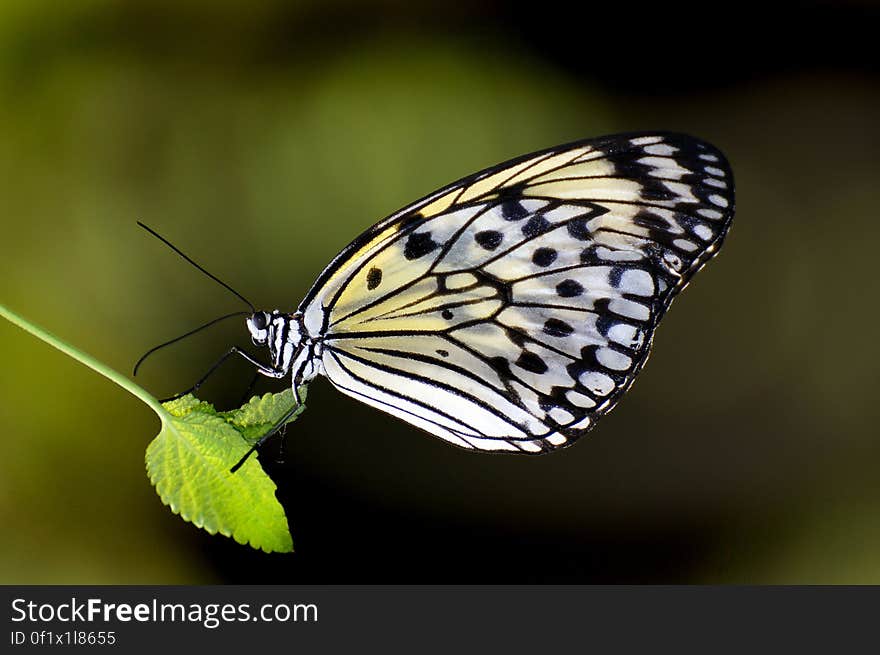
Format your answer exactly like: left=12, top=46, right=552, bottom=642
left=148, top=389, right=305, bottom=554
left=0, top=303, right=302, bottom=554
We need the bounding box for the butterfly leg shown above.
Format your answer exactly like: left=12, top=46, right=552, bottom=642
left=228, top=344, right=312, bottom=473
left=236, top=369, right=260, bottom=407
left=229, top=401, right=302, bottom=474
left=159, top=346, right=285, bottom=403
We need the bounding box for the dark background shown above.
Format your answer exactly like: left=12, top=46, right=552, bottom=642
left=2, top=0, right=878, bottom=583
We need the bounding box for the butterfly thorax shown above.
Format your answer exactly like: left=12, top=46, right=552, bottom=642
left=246, top=310, right=320, bottom=392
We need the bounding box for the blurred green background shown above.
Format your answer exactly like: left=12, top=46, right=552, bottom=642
left=1, top=0, right=878, bottom=583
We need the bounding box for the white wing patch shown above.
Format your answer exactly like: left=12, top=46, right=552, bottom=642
left=300, top=133, right=734, bottom=453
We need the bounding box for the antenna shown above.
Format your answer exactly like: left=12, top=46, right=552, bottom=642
left=137, top=221, right=255, bottom=312
left=133, top=310, right=250, bottom=376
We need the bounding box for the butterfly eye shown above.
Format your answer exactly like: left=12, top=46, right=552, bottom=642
left=251, top=312, right=268, bottom=330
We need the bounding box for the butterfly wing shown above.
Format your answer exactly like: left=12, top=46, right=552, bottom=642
left=301, top=133, right=734, bottom=452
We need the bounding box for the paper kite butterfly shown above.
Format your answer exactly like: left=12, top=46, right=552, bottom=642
left=140, top=132, right=734, bottom=470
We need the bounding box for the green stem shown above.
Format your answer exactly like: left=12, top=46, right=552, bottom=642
left=0, top=303, right=164, bottom=415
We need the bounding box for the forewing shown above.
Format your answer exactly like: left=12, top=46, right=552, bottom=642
left=304, top=133, right=734, bottom=452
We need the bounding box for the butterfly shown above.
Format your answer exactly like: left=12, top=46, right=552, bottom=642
left=142, top=132, right=734, bottom=469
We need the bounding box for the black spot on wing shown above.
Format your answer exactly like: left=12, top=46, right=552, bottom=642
left=543, top=318, right=574, bottom=337
left=501, top=197, right=530, bottom=221
left=474, top=230, right=503, bottom=250
left=366, top=267, right=383, bottom=290
left=567, top=216, right=593, bottom=241
left=579, top=247, right=601, bottom=265
left=608, top=266, right=625, bottom=288
left=556, top=279, right=584, bottom=297
left=404, top=231, right=439, bottom=260
left=516, top=351, right=548, bottom=374
left=532, top=247, right=557, bottom=267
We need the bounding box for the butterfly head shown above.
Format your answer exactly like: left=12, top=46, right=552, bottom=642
left=247, top=309, right=304, bottom=373
left=247, top=310, right=278, bottom=346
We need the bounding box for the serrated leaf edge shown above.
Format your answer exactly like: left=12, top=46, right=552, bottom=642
left=146, top=409, right=293, bottom=554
